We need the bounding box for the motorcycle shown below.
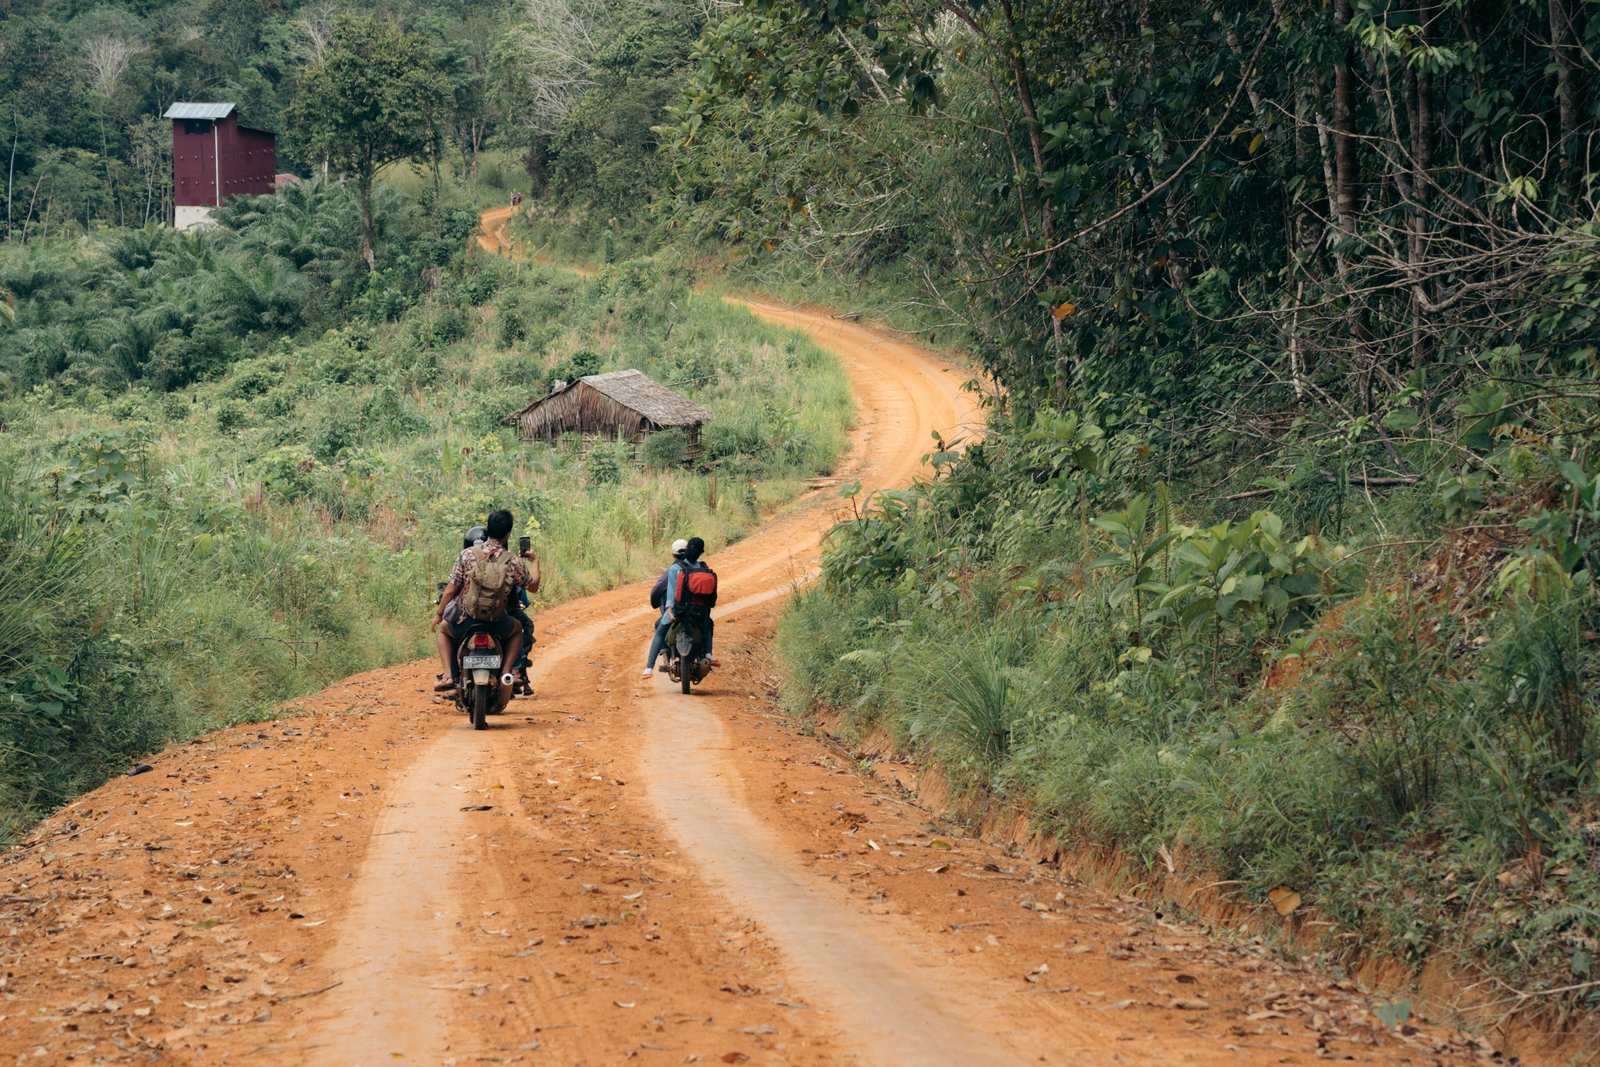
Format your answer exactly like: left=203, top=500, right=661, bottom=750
left=664, top=607, right=712, bottom=694
left=455, top=628, right=513, bottom=729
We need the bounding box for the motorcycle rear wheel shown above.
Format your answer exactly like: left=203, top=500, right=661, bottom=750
left=680, top=661, right=693, bottom=694
left=472, top=686, right=488, bottom=731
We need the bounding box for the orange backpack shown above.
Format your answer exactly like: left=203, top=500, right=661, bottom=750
left=674, top=564, right=718, bottom=609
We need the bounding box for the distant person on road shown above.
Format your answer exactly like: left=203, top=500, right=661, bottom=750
left=643, top=536, right=718, bottom=679
left=432, top=510, right=540, bottom=692
left=509, top=190, right=523, bottom=211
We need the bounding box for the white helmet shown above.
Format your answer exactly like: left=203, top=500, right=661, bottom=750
left=670, top=538, right=689, bottom=557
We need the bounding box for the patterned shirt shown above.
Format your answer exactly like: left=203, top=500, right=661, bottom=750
left=446, top=538, right=534, bottom=622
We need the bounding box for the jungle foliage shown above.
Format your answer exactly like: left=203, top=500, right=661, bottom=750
left=0, top=0, right=521, bottom=237
left=4, top=0, right=1600, bottom=1038
left=640, top=0, right=1600, bottom=1030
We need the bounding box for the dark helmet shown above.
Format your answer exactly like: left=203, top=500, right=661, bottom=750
left=684, top=536, right=706, bottom=561
left=463, top=525, right=488, bottom=549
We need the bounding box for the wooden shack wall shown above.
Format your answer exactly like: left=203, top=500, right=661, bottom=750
left=516, top=381, right=657, bottom=442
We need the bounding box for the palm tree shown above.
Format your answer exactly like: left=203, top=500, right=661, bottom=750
left=89, top=308, right=165, bottom=385
left=106, top=226, right=176, bottom=273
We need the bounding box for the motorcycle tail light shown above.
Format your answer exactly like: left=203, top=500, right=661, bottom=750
left=470, top=634, right=495, bottom=649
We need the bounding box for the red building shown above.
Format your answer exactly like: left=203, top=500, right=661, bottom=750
left=162, top=102, right=276, bottom=229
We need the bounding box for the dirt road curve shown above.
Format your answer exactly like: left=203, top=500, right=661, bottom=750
left=0, top=213, right=1497, bottom=1067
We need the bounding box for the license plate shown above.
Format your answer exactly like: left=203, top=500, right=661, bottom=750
left=463, top=654, right=501, bottom=669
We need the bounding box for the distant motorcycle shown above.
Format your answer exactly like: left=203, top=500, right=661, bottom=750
left=664, top=606, right=712, bottom=694
left=454, top=628, right=513, bottom=729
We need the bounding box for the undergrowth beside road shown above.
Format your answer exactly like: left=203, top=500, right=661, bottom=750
left=0, top=189, right=851, bottom=845
left=778, top=425, right=1600, bottom=1034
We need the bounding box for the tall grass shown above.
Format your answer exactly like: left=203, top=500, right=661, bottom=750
left=779, top=473, right=1600, bottom=1016
left=0, top=225, right=853, bottom=845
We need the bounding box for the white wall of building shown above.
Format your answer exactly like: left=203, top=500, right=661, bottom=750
left=174, top=205, right=216, bottom=231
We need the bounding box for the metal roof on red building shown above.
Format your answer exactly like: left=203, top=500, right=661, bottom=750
left=163, top=102, right=237, bottom=121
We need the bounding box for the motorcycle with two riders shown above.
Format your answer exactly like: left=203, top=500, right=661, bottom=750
left=433, top=517, right=539, bottom=730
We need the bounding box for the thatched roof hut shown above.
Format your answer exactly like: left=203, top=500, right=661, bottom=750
left=503, top=369, right=714, bottom=450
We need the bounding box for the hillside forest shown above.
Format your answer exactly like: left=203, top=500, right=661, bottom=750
left=4, top=0, right=1600, bottom=1048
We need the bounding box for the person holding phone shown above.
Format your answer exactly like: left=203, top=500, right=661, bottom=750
left=431, top=510, right=540, bottom=692
left=509, top=535, right=537, bottom=694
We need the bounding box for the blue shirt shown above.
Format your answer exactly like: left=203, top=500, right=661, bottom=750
left=662, top=561, right=686, bottom=615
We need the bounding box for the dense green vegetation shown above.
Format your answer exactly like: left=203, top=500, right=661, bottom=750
left=0, top=0, right=694, bottom=239
left=522, top=0, right=1600, bottom=1030
left=5, top=0, right=1600, bottom=1038
left=0, top=176, right=850, bottom=846
left=656, top=0, right=1600, bottom=1029
left=0, top=0, right=503, bottom=234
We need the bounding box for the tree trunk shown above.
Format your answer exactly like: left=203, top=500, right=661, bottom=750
left=1332, top=0, right=1356, bottom=248
left=1138, top=0, right=1155, bottom=79
left=1549, top=0, right=1578, bottom=177
left=22, top=174, right=41, bottom=243
left=996, top=0, right=1053, bottom=247
left=1332, top=0, right=1372, bottom=409
left=1314, top=112, right=1344, bottom=278
left=98, top=113, right=113, bottom=230
left=6, top=118, right=16, bottom=238
left=1408, top=33, right=1433, bottom=369
left=359, top=168, right=376, bottom=269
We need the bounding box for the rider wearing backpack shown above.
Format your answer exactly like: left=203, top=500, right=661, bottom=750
left=455, top=523, right=535, bottom=694
left=431, top=509, right=540, bottom=692
left=643, top=535, right=718, bottom=679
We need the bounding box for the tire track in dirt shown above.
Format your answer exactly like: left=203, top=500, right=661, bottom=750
left=303, top=228, right=990, bottom=1063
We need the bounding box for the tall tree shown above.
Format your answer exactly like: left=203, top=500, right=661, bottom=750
left=285, top=16, right=449, bottom=266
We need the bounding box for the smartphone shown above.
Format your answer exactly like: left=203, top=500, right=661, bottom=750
left=518, top=536, right=531, bottom=554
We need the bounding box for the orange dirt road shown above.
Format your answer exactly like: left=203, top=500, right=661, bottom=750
left=0, top=213, right=1496, bottom=1066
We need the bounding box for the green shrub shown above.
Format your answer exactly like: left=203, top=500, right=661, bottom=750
left=497, top=304, right=527, bottom=347
left=548, top=348, right=602, bottom=389
left=453, top=269, right=502, bottom=307
left=108, top=390, right=159, bottom=422
left=312, top=333, right=378, bottom=385
left=160, top=392, right=192, bottom=422
left=215, top=400, right=248, bottom=435
left=360, top=382, right=428, bottom=440
left=586, top=439, right=625, bottom=485
left=226, top=363, right=282, bottom=399
left=918, top=640, right=1024, bottom=770
left=261, top=383, right=304, bottom=418
left=641, top=427, right=688, bottom=469
left=415, top=305, right=471, bottom=349
left=256, top=446, right=317, bottom=499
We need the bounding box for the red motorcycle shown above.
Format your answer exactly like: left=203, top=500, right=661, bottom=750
left=454, top=628, right=513, bottom=729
